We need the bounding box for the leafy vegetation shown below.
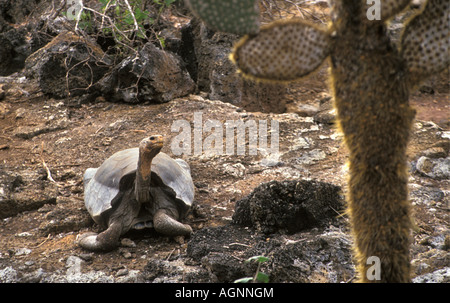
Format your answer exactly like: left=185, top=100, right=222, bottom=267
left=63, top=0, right=180, bottom=55
left=234, top=256, right=270, bottom=283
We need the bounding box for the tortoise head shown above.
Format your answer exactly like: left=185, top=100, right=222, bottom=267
left=139, top=135, right=164, bottom=159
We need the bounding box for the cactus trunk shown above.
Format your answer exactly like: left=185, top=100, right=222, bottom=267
left=330, top=11, right=415, bottom=282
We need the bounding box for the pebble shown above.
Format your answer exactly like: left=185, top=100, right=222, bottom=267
left=173, top=236, right=185, bottom=245
left=120, top=238, right=136, bottom=248
left=78, top=253, right=94, bottom=262
left=66, top=255, right=84, bottom=275
left=15, top=232, right=32, bottom=237
left=290, top=137, right=310, bottom=150
left=115, top=270, right=144, bottom=283
left=440, top=131, right=450, bottom=140
left=260, top=153, right=283, bottom=167
left=412, top=268, right=450, bottom=283
left=223, top=163, right=245, bottom=177
left=21, top=268, right=44, bottom=283
left=116, top=268, right=129, bottom=277
left=24, top=261, right=35, bottom=266
left=314, top=108, right=336, bottom=125
left=422, top=147, right=447, bottom=159
left=287, top=103, right=320, bottom=117
left=121, top=251, right=132, bottom=259
left=15, top=108, right=26, bottom=119
left=13, top=248, right=32, bottom=256
left=416, top=156, right=450, bottom=179
left=293, top=259, right=311, bottom=274
left=296, top=149, right=326, bottom=165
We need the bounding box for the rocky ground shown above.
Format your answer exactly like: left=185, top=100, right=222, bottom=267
left=0, top=70, right=448, bottom=283
left=0, top=0, right=449, bottom=283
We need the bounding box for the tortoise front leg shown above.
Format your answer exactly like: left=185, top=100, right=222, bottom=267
left=77, top=222, right=122, bottom=251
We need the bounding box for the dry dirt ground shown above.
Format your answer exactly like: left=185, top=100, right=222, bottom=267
left=0, top=63, right=448, bottom=283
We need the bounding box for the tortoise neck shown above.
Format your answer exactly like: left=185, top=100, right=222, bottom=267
left=137, top=152, right=153, bottom=181
left=135, top=149, right=158, bottom=203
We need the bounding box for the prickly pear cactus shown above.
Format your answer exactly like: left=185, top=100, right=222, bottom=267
left=401, top=0, right=449, bottom=85
left=230, top=0, right=449, bottom=86
left=184, top=0, right=260, bottom=35
left=232, top=19, right=331, bottom=81
left=186, top=0, right=449, bottom=282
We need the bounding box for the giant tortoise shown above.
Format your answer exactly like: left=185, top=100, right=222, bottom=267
left=78, top=135, right=194, bottom=251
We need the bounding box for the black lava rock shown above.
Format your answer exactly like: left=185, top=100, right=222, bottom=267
left=232, top=180, right=344, bottom=234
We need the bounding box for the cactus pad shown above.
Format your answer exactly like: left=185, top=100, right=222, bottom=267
left=231, top=19, right=330, bottom=82
left=184, top=0, right=260, bottom=35
left=401, top=0, right=449, bottom=84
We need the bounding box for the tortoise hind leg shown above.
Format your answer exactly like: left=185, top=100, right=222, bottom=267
left=154, top=208, right=193, bottom=236
left=77, top=222, right=122, bottom=251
